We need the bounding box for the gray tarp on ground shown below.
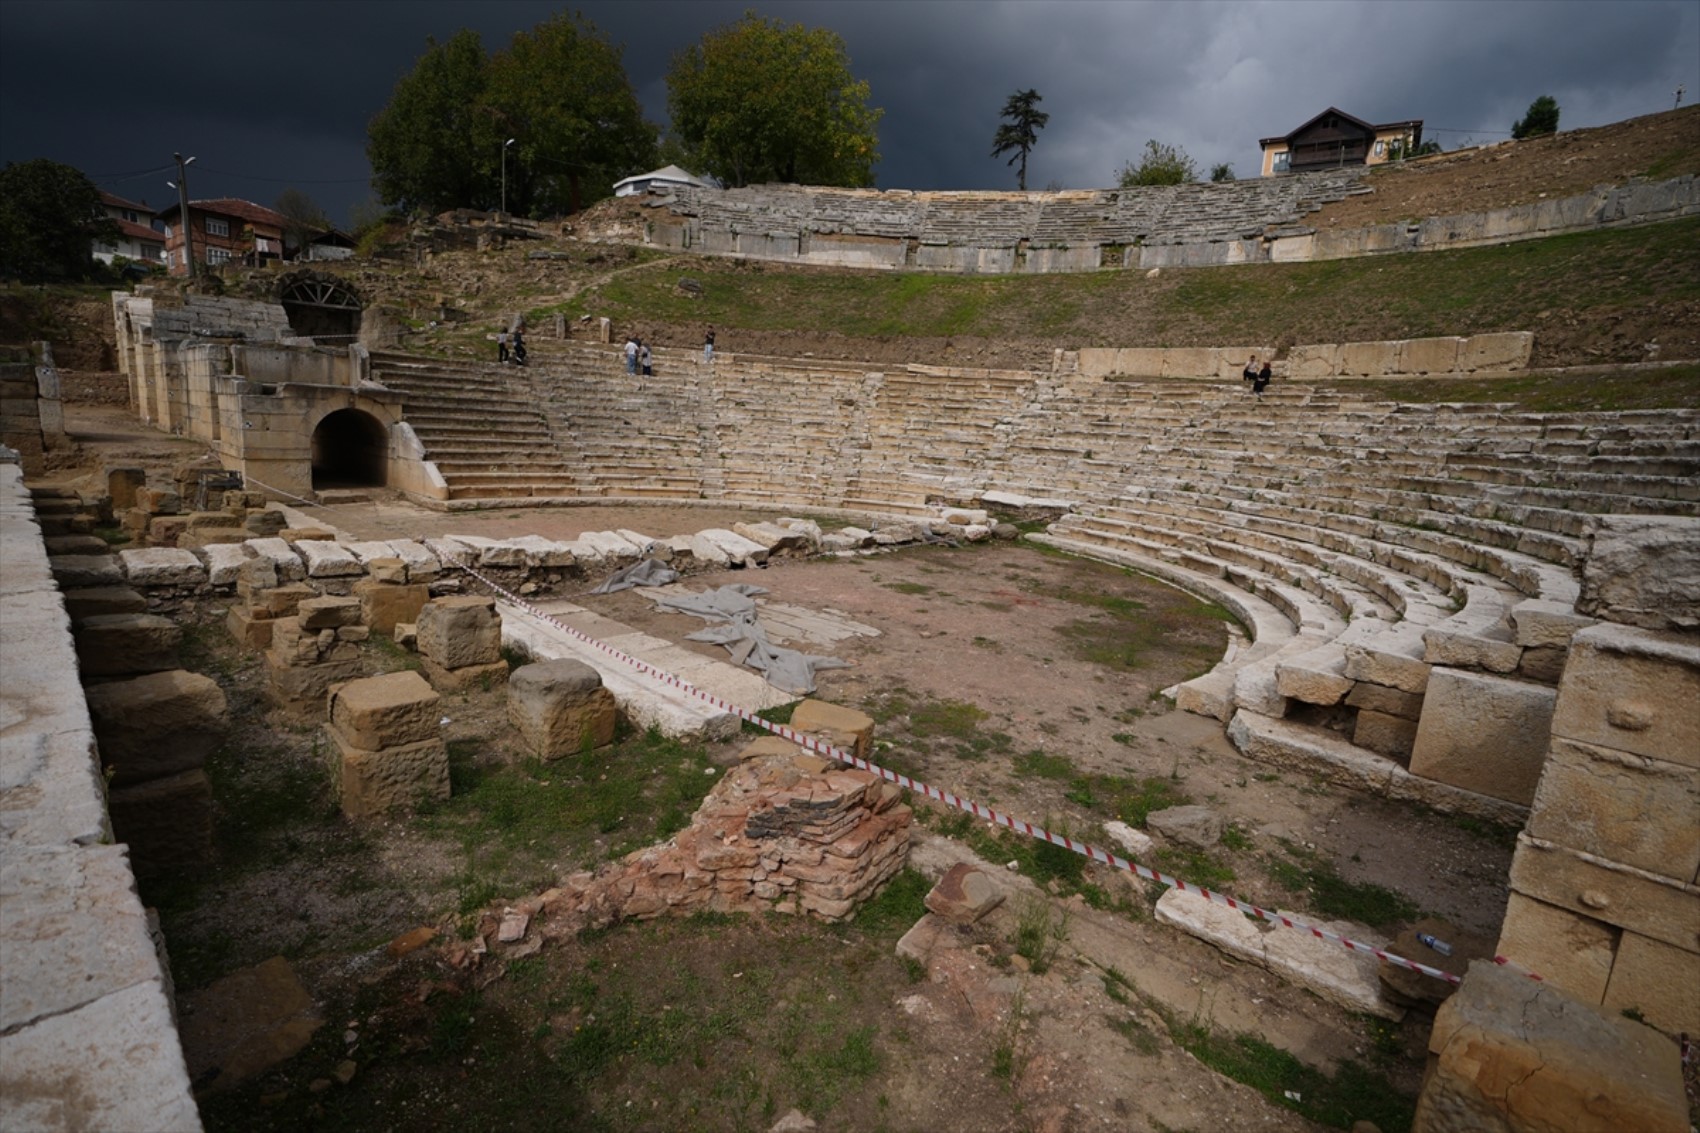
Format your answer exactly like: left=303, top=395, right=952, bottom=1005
left=650, top=584, right=849, bottom=695
left=590, top=557, right=681, bottom=594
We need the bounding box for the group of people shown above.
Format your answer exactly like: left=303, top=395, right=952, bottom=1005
left=1242, top=354, right=1272, bottom=397
left=621, top=326, right=718, bottom=376
left=495, top=327, right=527, bottom=366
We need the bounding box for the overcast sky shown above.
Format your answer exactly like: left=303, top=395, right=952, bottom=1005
left=2, top=0, right=1695, bottom=226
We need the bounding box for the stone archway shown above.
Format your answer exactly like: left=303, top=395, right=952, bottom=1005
left=278, top=270, right=363, bottom=342
left=311, top=408, right=388, bottom=489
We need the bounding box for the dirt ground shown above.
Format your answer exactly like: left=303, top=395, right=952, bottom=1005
left=43, top=408, right=1531, bottom=1132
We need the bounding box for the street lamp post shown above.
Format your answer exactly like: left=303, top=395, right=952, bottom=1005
left=502, top=138, right=516, bottom=216
left=168, top=152, right=197, bottom=277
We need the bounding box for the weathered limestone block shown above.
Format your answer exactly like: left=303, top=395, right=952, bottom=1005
left=1160, top=346, right=1219, bottom=379
left=923, top=863, right=1003, bottom=923
left=789, top=699, right=873, bottom=762
left=1549, top=623, right=1699, bottom=766
left=1517, top=645, right=1568, bottom=684
left=353, top=577, right=431, bottom=636
left=256, top=582, right=314, bottom=619
left=1345, top=681, right=1424, bottom=720
left=74, top=612, right=181, bottom=677
left=43, top=534, right=109, bottom=556
left=417, top=595, right=502, bottom=670
left=1354, top=709, right=1419, bottom=760
left=1494, top=892, right=1619, bottom=1004
left=1155, top=888, right=1402, bottom=1019
left=145, top=515, right=189, bottom=546
left=1509, top=598, right=1593, bottom=648
left=118, top=547, right=205, bottom=588
left=177, top=955, right=323, bottom=1093
left=107, top=769, right=214, bottom=869
left=297, top=595, right=362, bottom=631
left=1526, top=736, right=1700, bottom=882
left=244, top=537, right=305, bottom=582
left=365, top=556, right=408, bottom=584
left=1147, top=804, right=1222, bottom=849
left=1342, top=623, right=1430, bottom=693
left=508, top=660, right=618, bottom=759
left=1285, top=343, right=1338, bottom=378
left=1337, top=339, right=1399, bottom=377
left=60, top=586, right=145, bottom=625
left=697, top=527, right=768, bottom=566
left=1276, top=645, right=1353, bottom=705
left=1601, top=931, right=1700, bottom=1037
left=1398, top=335, right=1462, bottom=374
left=1409, top=670, right=1556, bottom=806
left=1458, top=331, right=1533, bottom=372
left=420, top=656, right=509, bottom=693
left=1507, top=834, right=1698, bottom=952
left=1579, top=515, right=1700, bottom=631
left=106, top=467, right=147, bottom=511
left=202, top=542, right=251, bottom=587
left=133, top=486, right=179, bottom=515
left=1422, top=627, right=1523, bottom=674
left=85, top=670, right=227, bottom=788
left=226, top=605, right=274, bottom=650
left=733, top=521, right=808, bottom=554
left=296, top=539, right=362, bottom=578
left=49, top=554, right=123, bottom=589
left=328, top=671, right=441, bottom=752
left=184, top=510, right=240, bottom=532
left=326, top=727, right=449, bottom=819
left=1412, top=960, right=1685, bottom=1133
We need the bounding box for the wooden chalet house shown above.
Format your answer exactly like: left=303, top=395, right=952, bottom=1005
left=1259, top=108, right=1424, bottom=176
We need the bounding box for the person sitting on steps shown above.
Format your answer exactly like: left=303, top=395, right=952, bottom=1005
left=1253, top=360, right=1272, bottom=398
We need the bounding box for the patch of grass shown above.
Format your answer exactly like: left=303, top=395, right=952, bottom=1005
left=1220, top=824, right=1253, bottom=852
left=412, top=726, right=721, bottom=898
left=742, top=698, right=800, bottom=733
left=1153, top=847, right=1235, bottom=891
left=1012, top=749, right=1073, bottom=780
left=92, top=525, right=131, bottom=545
left=1166, top=1017, right=1415, bottom=1132
left=849, top=868, right=930, bottom=935
left=1267, top=855, right=1419, bottom=929
left=1108, top=1013, right=1162, bottom=1056
left=1013, top=897, right=1069, bottom=974
left=882, top=580, right=933, bottom=595
left=908, top=698, right=987, bottom=739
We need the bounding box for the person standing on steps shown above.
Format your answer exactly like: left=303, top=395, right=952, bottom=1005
left=1242, top=353, right=1259, bottom=389
left=624, top=334, right=638, bottom=375
left=1253, top=360, right=1272, bottom=398
left=497, top=328, right=510, bottom=364
left=703, top=325, right=716, bottom=364
left=511, top=328, right=527, bottom=367
left=639, top=340, right=653, bottom=377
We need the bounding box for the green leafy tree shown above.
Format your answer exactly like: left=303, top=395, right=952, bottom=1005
left=274, top=188, right=329, bottom=257
left=1209, top=161, right=1235, bottom=182
left=991, top=89, right=1049, bottom=191
left=667, top=13, right=882, bottom=187
left=367, top=30, right=500, bottom=214
left=1511, top=95, right=1561, bottom=140
left=485, top=12, right=657, bottom=215
left=0, top=159, right=118, bottom=282
left=1117, top=140, right=1198, bottom=187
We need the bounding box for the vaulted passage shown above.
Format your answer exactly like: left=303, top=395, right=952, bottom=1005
left=280, top=273, right=363, bottom=341
left=311, top=409, right=387, bottom=489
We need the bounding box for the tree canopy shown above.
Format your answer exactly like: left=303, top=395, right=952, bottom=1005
left=367, top=18, right=656, bottom=217
left=1117, top=140, right=1198, bottom=187
left=1512, top=95, right=1561, bottom=140
left=666, top=14, right=882, bottom=188
left=991, top=89, right=1049, bottom=191
left=0, top=159, right=118, bottom=283
left=274, top=188, right=329, bottom=256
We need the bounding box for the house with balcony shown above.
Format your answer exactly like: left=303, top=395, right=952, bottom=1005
left=93, top=191, right=166, bottom=265
left=1259, top=108, right=1424, bottom=176
left=156, top=198, right=288, bottom=276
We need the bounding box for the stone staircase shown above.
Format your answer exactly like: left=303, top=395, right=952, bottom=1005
left=370, top=351, right=579, bottom=501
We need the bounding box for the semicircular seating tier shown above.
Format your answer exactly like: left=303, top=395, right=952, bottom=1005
left=374, top=345, right=1700, bottom=823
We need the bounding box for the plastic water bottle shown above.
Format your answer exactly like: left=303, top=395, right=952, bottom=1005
left=1416, top=932, right=1454, bottom=957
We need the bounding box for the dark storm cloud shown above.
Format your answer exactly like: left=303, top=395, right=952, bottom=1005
left=2, top=0, right=1694, bottom=225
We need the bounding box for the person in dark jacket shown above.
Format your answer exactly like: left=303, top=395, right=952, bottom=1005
left=1253, top=361, right=1272, bottom=397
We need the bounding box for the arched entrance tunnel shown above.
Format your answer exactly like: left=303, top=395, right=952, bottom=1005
left=279, top=272, right=363, bottom=341
left=310, top=408, right=388, bottom=490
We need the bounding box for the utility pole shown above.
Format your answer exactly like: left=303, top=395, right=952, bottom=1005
left=502, top=138, right=516, bottom=216
left=169, top=152, right=197, bottom=277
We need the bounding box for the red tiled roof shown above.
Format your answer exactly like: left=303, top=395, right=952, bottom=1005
left=114, top=218, right=165, bottom=244
left=158, top=197, right=288, bottom=230
left=100, top=190, right=152, bottom=213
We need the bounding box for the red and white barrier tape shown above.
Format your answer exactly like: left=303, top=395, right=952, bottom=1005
left=452, top=558, right=1542, bottom=988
